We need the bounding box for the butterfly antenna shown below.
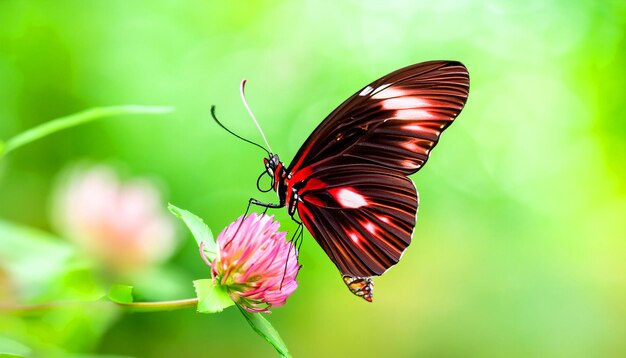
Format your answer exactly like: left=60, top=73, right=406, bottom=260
left=240, top=79, right=274, bottom=154
left=210, top=105, right=270, bottom=156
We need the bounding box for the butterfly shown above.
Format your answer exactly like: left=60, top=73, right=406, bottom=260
left=214, top=60, right=469, bottom=301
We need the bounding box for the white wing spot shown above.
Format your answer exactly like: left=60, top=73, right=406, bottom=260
left=364, top=222, right=376, bottom=234
left=377, top=215, right=391, bottom=224
left=334, top=188, right=368, bottom=208
left=381, top=97, right=430, bottom=110
left=402, top=140, right=419, bottom=151
left=349, top=232, right=359, bottom=244
left=403, top=124, right=427, bottom=132
left=402, top=124, right=440, bottom=137
left=372, top=84, right=405, bottom=99
left=401, top=159, right=418, bottom=169
left=359, top=86, right=374, bottom=96
left=395, top=109, right=435, bottom=120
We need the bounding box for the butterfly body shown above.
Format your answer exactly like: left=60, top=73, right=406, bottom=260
left=257, top=60, right=469, bottom=301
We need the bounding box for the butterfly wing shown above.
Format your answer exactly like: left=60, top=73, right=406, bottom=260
left=288, top=60, right=469, bottom=176
left=286, top=60, right=469, bottom=292
left=343, top=275, right=374, bottom=302
left=296, top=163, right=418, bottom=277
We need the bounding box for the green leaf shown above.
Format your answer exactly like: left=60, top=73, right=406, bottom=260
left=0, top=105, right=173, bottom=159
left=168, top=204, right=216, bottom=262
left=193, top=279, right=234, bottom=313
left=107, top=285, right=134, bottom=304
left=238, top=306, right=291, bottom=358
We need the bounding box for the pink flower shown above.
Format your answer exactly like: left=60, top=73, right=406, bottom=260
left=209, top=213, right=298, bottom=313
left=51, top=165, right=177, bottom=276
left=0, top=266, right=16, bottom=302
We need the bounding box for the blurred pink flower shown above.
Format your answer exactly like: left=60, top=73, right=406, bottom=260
left=209, top=213, right=298, bottom=313
left=51, top=165, right=177, bottom=275
left=0, top=266, right=16, bottom=302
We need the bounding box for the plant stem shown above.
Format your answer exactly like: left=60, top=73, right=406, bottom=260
left=0, top=300, right=109, bottom=315
left=0, top=105, right=174, bottom=159
left=0, top=297, right=198, bottom=314
left=114, top=298, right=199, bottom=312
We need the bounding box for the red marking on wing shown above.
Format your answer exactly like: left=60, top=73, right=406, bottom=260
left=286, top=140, right=312, bottom=177
left=303, top=178, right=326, bottom=191
left=298, top=164, right=418, bottom=277
left=286, top=61, right=469, bottom=177
left=282, top=61, right=468, bottom=280
left=291, top=166, right=313, bottom=183
left=273, top=162, right=283, bottom=191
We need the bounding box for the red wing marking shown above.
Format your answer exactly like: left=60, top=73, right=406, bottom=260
left=297, top=164, right=418, bottom=277
left=286, top=61, right=469, bottom=177
left=276, top=61, right=469, bottom=294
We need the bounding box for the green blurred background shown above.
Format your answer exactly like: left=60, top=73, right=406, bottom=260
left=1, top=1, right=626, bottom=357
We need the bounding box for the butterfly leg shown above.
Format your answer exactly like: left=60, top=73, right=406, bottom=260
left=250, top=198, right=284, bottom=210
left=225, top=198, right=284, bottom=248
left=239, top=198, right=283, bottom=230
left=290, top=218, right=305, bottom=252
left=281, top=221, right=304, bottom=288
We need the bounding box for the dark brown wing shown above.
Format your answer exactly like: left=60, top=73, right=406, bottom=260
left=287, top=60, right=469, bottom=176
left=296, top=163, right=418, bottom=277
left=286, top=60, right=468, bottom=287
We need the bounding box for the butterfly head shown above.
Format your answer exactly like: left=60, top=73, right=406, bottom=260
left=258, top=154, right=284, bottom=194
left=263, top=154, right=281, bottom=179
